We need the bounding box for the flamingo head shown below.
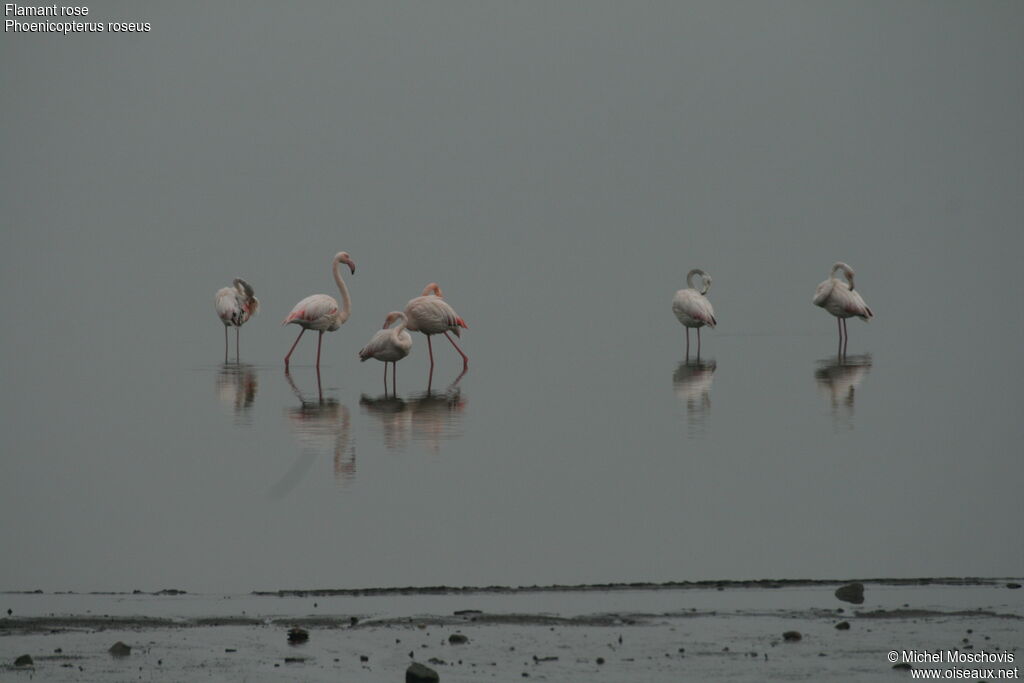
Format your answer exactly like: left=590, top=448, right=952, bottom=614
left=335, top=252, right=356, bottom=274
left=382, top=311, right=405, bottom=329
left=421, top=282, right=443, bottom=298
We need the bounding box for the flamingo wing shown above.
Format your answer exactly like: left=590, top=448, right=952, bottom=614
left=672, top=289, right=716, bottom=327
left=405, top=296, right=467, bottom=335
left=812, top=278, right=835, bottom=307
left=842, top=288, right=874, bottom=320
left=284, top=294, right=339, bottom=326
left=358, top=329, right=392, bottom=361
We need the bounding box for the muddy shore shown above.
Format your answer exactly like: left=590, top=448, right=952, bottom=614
left=2, top=579, right=1021, bottom=682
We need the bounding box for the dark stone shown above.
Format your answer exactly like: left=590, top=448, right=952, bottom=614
left=835, top=621, right=851, bottom=630
left=1007, top=583, right=1022, bottom=589
left=596, top=657, right=605, bottom=665
left=360, top=654, right=369, bottom=662
left=14, top=654, right=33, bottom=667
left=287, top=627, right=309, bottom=643
left=406, top=661, right=440, bottom=683
left=893, top=663, right=913, bottom=670
left=782, top=631, right=802, bottom=642
left=448, top=633, right=469, bottom=645
left=108, top=642, right=131, bottom=657
left=834, top=582, right=865, bottom=604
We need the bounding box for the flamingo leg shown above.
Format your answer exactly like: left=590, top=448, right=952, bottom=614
left=224, top=326, right=229, bottom=363
left=392, top=361, right=397, bottom=395
left=235, top=327, right=240, bottom=361
left=315, top=365, right=323, bottom=402
left=427, top=335, right=435, bottom=367
left=697, top=327, right=702, bottom=358
left=685, top=328, right=690, bottom=358
left=284, top=328, right=306, bottom=368
left=383, top=362, right=388, bottom=394
left=443, top=331, right=469, bottom=369
left=842, top=318, right=849, bottom=357
left=315, top=330, right=324, bottom=369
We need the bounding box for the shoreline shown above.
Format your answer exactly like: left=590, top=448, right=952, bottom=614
left=3, top=580, right=1021, bottom=682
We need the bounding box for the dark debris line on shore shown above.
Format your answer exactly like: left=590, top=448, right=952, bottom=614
left=250, top=576, right=1022, bottom=598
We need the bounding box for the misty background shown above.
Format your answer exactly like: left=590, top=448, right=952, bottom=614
left=1, top=1, right=1021, bottom=592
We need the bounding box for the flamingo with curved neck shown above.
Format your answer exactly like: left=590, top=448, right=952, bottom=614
left=359, top=311, right=413, bottom=394
left=672, top=268, right=717, bottom=357
left=812, top=261, right=874, bottom=357
left=283, top=251, right=355, bottom=370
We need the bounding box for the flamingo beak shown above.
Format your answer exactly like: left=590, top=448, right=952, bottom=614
left=347, top=261, right=356, bottom=275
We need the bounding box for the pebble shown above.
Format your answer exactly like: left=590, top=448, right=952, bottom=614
left=406, top=661, right=440, bottom=683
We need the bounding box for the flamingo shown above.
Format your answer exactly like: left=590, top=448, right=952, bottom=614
left=812, top=261, right=873, bottom=356
left=404, top=283, right=469, bottom=370
left=672, top=268, right=717, bottom=357
left=215, top=278, right=259, bottom=361
left=358, top=311, right=413, bottom=394
left=282, top=251, right=355, bottom=370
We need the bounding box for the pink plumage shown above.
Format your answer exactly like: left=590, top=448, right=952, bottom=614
left=215, top=278, right=259, bottom=361
left=403, top=283, right=469, bottom=370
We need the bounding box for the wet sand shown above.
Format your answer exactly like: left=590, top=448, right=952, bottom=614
left=2, top=579, right=1021, bottom=681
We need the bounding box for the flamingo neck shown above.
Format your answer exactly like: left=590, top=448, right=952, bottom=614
left=831, top=263, right=855, bottom=290
left=391, top=316, right=408, bottom=342
left=686, top=269, right=709, bottom=295
left=334, top=259, right=352, bottom=323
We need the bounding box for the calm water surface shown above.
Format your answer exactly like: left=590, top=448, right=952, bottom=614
left=2, top=1, right=1021, bottom=593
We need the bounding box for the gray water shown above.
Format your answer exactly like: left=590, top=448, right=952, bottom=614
left=2, top=1, right=1022, bottom=593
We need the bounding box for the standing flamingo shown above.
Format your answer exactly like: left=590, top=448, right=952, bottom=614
left=672, top=268, right=717, bottom=357
left=404, top=283, right=468, bottom=370
left=812, top=261, right=874, bottom=356
left=359, top=311, right=413, bottom=394
left=283, top=251, right=355, bottom=370
left=215, top=278, right=259, bottom=361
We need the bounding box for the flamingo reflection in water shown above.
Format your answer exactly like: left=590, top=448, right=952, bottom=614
left=673, top=358, right=716, bottom=436
left=271, top=369, right=355, bottom=495
left=360, top=369, right=466, bottom=453
left=814, top=354, right=872, bottom=429
left=215, top=363, right=259, bottom=424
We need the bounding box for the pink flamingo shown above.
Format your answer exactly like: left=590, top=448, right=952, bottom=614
left=215, top=278, right=259, bottom=361
left=672, top=268, right=716, bottom=357
left=404, top=283, right=468, bottom=370
left=359, top=311, right=413, bottom=394
left=812, top=261, right=874, bottom=356
left=283, top=251, right=355, bottom=369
